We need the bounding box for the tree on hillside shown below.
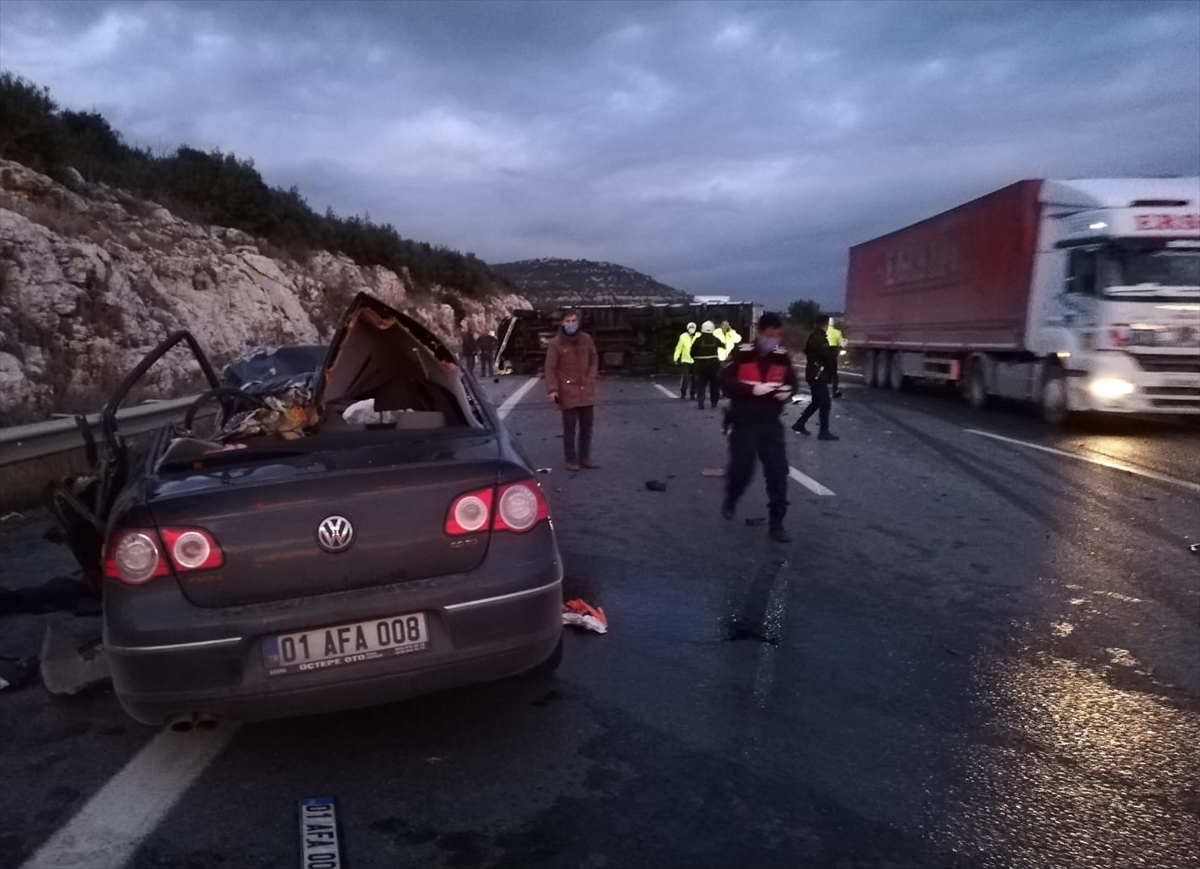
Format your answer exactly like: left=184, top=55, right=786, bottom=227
left=787, top=299, right=822, bottom=328
left=0, top=72, right=65, bottom=172
left=0, top=69, right=518, bottom=298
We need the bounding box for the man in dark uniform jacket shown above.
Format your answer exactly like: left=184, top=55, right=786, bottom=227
left=792, top=314, right=840, bottom=440
left=719, top=312, right=799, bottom=543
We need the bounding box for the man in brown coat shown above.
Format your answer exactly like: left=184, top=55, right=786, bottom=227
left=544, top=309, right=600, bottom=471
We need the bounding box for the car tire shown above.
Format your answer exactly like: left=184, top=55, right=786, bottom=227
left=1041, top=367, right=1071, bottom=426
left=523, top=635, right=563, bottom=678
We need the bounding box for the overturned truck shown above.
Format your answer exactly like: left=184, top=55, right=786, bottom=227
left=494, top=302, right=764, bottom=375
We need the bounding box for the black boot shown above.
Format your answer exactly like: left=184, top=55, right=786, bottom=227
left=721, top=499, right=736, bottom=520
left=818, top=431, right=840, bottom=441
left=768, top=522, right=792, bottom=543
left=792, top=420, right=810, bottom=435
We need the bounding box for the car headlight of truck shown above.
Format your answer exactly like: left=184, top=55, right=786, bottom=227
left=1088, top=377, right=1135, bottom=400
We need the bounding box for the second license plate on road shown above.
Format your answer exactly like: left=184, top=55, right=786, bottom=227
left=263, top=612, right=429, bottom=676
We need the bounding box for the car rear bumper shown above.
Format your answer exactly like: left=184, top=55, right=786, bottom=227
left=105, top=529, right=564, bottom=724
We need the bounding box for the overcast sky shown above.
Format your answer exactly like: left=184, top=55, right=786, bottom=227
left=1, top=0, right=1197, bottom=310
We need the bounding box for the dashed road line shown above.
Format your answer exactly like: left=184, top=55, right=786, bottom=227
left=789, top=467, right=836, bottom=496
left=497, top=376, right=541, bottom=419
left=21, top=725, right=239, bottom=869
left=964, top=429, right=1200, bottom=494
left=653, top=383, right=680, bottom=399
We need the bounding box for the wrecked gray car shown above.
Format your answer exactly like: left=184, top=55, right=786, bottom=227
left=48, top=293, right=563, bottom=726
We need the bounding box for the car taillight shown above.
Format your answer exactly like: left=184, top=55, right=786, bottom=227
left=103, top=527, right=224, bottom=585
left=446, top=489, right=494, bottom=535
left=161, top=528, right=224, bottom=571
left=445, top=482, right=550, bottom=536
left=495, top=482, right=549, bottom=532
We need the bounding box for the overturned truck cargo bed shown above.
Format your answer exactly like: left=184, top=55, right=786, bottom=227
left=495, top=302, right=764, bottom=375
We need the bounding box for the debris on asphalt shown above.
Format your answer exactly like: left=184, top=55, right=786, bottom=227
left=744, top=518, right=767, bottom=527
left=537, top=468, right=553, bottom=474
left=41, top=619, right=110, bottom=695
left=299, top=797, right=342, bottom=869
left=0, top=655, right=39, bottom=691
left=701, top=468, right=725, bottom=477
left=1, top=511, right=25, bottom=522
left=563, top=599, right=607, bottom=634
left=1190, top=543, right=1199, bottom=554
left=645, top=480, right=668, bottom=492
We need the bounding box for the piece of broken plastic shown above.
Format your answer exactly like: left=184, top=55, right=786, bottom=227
left=563, top=598, right=607, bottom=634
left=701, top=468, right=725, bottom=477
left=645, top=480, right=667, bottom=492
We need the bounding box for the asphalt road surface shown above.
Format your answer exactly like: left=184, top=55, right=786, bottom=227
left=2, top=374, right=1198, bottom=869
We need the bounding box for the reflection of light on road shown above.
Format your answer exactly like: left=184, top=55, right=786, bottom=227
left=933, top=658, right=1200, bottom=868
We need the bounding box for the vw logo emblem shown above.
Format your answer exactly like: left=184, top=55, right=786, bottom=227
left=316, top=515, right=355, bottom=553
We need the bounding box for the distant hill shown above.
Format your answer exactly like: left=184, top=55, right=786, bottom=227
left=492, top=258, right=691, bottom=308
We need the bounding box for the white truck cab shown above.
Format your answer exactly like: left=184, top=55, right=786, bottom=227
left=1029, top=178, right=1200, bottom=419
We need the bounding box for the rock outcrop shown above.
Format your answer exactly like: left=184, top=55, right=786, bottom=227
left=0, top=160, right=529, bottom=425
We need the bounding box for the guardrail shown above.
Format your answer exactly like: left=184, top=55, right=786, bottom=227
left=0, top=396, right=197, bottom=467
left=0, top=397, right=204, bottom=513
left=0, top=396, right=199, bottom=475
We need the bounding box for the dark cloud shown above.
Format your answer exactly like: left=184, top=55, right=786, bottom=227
left=2, top=0, right=1197, bottom=309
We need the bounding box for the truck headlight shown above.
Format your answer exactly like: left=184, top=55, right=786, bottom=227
left=1088, top=377, right=1135, bottom=400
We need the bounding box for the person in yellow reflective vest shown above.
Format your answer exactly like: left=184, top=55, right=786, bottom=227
left=713, top=319, right=741, bottom=362
left=672, top=322, right=698, bottom=400
left=826, top=319, right=846, bottom=398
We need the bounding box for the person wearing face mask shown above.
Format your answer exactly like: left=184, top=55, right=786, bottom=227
left=719, top=311, right=799, bottom=543
left=672, top=322, right=698, bottom=400
left=545, top=309, right=600, bottom=471
left=689, top=321, right=724, bottom=410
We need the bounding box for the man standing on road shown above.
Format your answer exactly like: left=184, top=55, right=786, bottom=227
left=826, top=318, right=846, bottom=399
left=713, top=318, right=741, bottom=363
left=461, top=328, right=478, bottom=377
left=673, top=322, right=698, bottom=400
left=477, top=330, right=498, bottom=378
left=720, top=312, right=798, bottom=543
left=689, top=321, right=723, bottom=410
left=792, top=314, right=840, bottom=440
left=545, top=310, right=600, bottom=471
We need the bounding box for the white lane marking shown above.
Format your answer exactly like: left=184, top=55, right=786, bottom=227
left=964, top=429, right=1200, bottom=494
left=654, top=384, right=679, bottom=399
left=21, top=725, right=239, bottom=869
left=497, top=376, right=541, bottom=420
left=788, top=467, right=836, bottom=496
left=839, top=371, right=865, bottom=379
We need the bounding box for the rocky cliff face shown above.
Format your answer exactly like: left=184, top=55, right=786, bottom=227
left=0, top=160, right=529, bottom=426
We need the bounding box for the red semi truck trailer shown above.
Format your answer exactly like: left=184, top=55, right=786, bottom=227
left=845, top=178, right=1200, bottom=421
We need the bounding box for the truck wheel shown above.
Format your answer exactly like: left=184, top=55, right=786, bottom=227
left=888, top=352, right=908, bottom=391
left=874, top=351, right=889, bottom=388
left=1041, top=368, right=1070, bottom=426
left=965, top=360, right=989, bottom=409
left=864, top=351, right=878, bottom=388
